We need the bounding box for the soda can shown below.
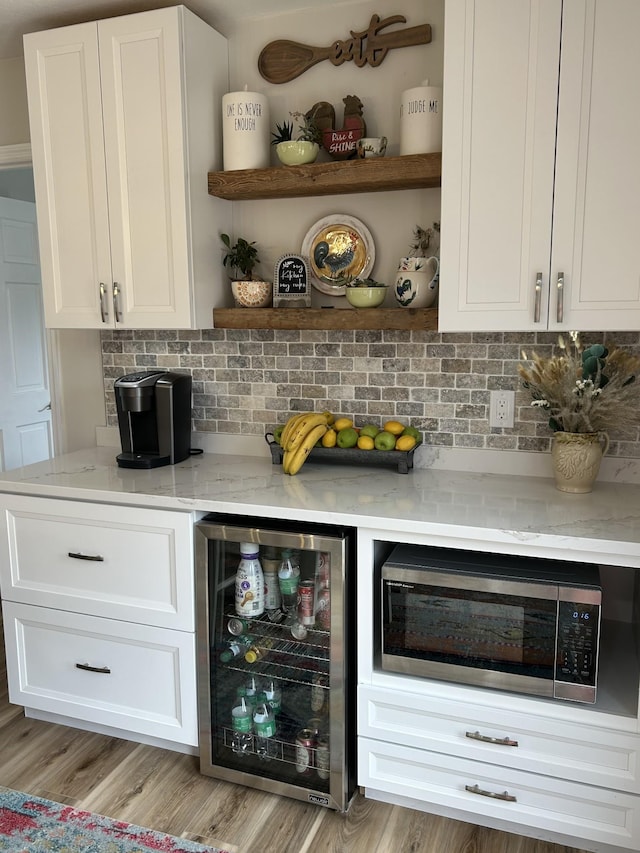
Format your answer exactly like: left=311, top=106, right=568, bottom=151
left=295, top=728, right=316, bottom=774
left=298, top=581, right=316, bottom=626
left=290, top=621, right=308, bottom=640
left=316, top=552, right=330, bottom=589
left=227, top=616, right=251, bottom=636
left=316, top=587, right=330, bottom=630
left=316, top=736, right=330, bottom=780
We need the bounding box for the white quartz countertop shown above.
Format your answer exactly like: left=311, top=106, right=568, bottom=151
left=1, top=447, right=640, bottom=566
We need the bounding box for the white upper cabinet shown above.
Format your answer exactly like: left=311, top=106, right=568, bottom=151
left=439, top=0, right=640, bottom=332
left=24, top=7, right=230, bottom=329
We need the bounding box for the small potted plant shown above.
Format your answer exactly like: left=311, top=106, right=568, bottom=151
left=221, top=233, right=272, bottom=308
left=272, top=109, right=322, bottom=166
left=394, top=223, right=440, bottom=309
left=344, top=276, right=388, bottom=309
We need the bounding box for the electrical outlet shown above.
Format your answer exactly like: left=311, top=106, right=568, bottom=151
left=489, top=390, right=515, bottom=428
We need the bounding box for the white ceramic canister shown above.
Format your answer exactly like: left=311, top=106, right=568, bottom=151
left=399, top=79, right=442, bottom=155
left=222, top=87, right=270, bottom=171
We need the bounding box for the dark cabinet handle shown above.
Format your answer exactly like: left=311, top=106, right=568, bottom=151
left=75, top=662, right=111, bottom=674
left=68, top=551, right=104, bottom=562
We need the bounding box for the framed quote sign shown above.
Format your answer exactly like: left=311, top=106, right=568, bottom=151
left=273, top=254, right=312, bottom=307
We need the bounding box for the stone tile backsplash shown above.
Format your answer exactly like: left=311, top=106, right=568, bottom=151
left=101, top=328, right=640, bottom=458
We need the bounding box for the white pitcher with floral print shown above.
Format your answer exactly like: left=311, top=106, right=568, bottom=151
left=394, top=256, right=439, bottom=308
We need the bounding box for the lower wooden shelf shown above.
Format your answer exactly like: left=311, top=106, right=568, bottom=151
left=212, top=308, right=438, bottom=331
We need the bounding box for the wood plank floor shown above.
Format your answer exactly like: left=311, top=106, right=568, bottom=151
left=0, top=619, right=588, bottom=853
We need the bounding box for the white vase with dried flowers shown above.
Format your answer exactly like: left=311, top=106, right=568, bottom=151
left=519, top=333, right=640, bottom=493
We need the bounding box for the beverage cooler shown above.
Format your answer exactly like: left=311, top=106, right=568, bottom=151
left=195, top=514, right=357, bottom=811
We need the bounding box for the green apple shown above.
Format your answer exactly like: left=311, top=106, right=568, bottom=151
left=400, top=425, right=422, bottom=443
left=360, top=424, right=380, bottom=439
left=336, top=427, right=358, bottom=449
left=374, top=430, right=396, bottom=451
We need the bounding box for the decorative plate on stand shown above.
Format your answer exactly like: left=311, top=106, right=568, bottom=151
left=301, top=214, right=375, bottom=295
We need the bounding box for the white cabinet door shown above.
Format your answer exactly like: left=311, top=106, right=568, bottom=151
left=24, top=7, right=229, bottom=330
left=549, top=0, right=640, bottom=331
left=439, top=0, right=640, bottom=332
left=439, top=0, right=561, bottom=332
left=24, top=22, right=113, bottom=329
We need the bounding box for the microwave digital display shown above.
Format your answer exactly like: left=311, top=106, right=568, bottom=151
left=380, top=545, right=602, bottom=703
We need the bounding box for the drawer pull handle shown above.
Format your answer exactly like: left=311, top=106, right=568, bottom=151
left=68, top=551, right=104, bottom=562
left=465, top=784, right=516, bottom=803
left=466, top=731, right=519, bottom=747
left=75, top=663, right=111, bottom=674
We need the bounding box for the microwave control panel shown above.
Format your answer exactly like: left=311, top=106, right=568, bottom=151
left=555, top=600, right=600, bottom=689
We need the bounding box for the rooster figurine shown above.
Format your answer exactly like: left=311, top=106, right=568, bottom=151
left=306, top=95, right=366, bottom=160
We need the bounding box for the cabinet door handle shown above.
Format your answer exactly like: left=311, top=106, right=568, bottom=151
left=556, top=272, right=564, bottom=323
left=466, top=730, right=519, bottom=747
left=112, top=282, right=123, bottom=323
left=465, top=784, right=517, bottom=802
left=99, top=282, right=110, bottom=323
left=533, top=273, right=542, bottom=323
left=76, top=662, right=111, bottom=674
left=67, top=551, right=104, bottom=562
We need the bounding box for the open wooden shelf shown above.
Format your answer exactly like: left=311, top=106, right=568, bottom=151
left=208, top=152, right=441, bottom=201
left=212, top=307, right=438, bottom=331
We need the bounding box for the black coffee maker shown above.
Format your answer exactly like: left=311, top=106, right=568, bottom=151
left=114, top=370, right=192, bottom=469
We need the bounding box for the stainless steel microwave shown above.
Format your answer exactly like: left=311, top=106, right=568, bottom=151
left=381, top=545, right=602, bottom=703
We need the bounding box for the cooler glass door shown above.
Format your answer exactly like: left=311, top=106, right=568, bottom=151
left=195, top=516, right=355, bottom=811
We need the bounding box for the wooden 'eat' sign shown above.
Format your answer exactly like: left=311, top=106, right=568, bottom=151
left=258, top=14, right=431, bottom=85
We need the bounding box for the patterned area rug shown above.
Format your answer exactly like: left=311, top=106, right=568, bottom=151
left=0, top=788, right=228, bottom=852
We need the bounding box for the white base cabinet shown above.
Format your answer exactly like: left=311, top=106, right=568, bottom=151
left=0, top=495, right=198, bottom=748
left=357, top=528, right=640, bottom=853
left=24, top=5, right=230, bottom=329
left=3, top=602, right=197, bottom=745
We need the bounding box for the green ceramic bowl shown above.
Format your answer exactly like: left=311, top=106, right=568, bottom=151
left=345, top=285, right=388, bottom=308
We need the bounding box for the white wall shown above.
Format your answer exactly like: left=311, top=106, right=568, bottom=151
left=0, top=58, right=29, bottom=145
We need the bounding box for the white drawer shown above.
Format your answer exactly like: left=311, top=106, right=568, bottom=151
left=2, top=601, right=197, bottom=746
left=359, top=685, right=640, bottom=793
left=358, top=736, right=640, bottom=851
left=0, top=495, right=194, bottom=630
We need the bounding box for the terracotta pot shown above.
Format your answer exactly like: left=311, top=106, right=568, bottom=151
left=551, top=431, right=610, bottom=493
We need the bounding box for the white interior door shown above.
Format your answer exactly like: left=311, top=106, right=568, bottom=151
left=0, top=196, right=52, bottom=471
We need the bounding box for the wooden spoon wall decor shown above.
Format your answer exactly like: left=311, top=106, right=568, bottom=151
left=258, top=14, right=431, bottom=84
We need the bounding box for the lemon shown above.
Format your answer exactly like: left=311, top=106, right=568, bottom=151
left=322, top=410, right=335, bottom=425
left=334, top=417, right=354, bottom=432
left=357, top=435, right=375, bottom=450
left=322, top=428, right=337, bottom=448
left=384, top=420, right=405, bottom=436
left=395, top=434, right=417, bottom=452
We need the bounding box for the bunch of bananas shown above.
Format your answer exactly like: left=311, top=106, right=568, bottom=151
left=279, top=411, right=331, bottom=475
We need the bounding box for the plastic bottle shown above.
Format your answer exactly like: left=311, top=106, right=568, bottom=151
left=264, top=681, right=282, bottom=716
left=278, top=548, right=301, bottom=612
left=230, top=697, right=253, bottom=756
left=253, top=702, right=278, bottom=761
left=244, top=638, right=274, bottom=664
left=219, top=635, right=252, bottom=663
left=261, top=546, right=282, bottom=613
left=245, top=676, right=259, bottom=712
left=235, top=543, right=265, bottom=618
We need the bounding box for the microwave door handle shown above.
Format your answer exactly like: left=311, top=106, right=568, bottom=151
left=466, top=730, right=519, bottom=747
